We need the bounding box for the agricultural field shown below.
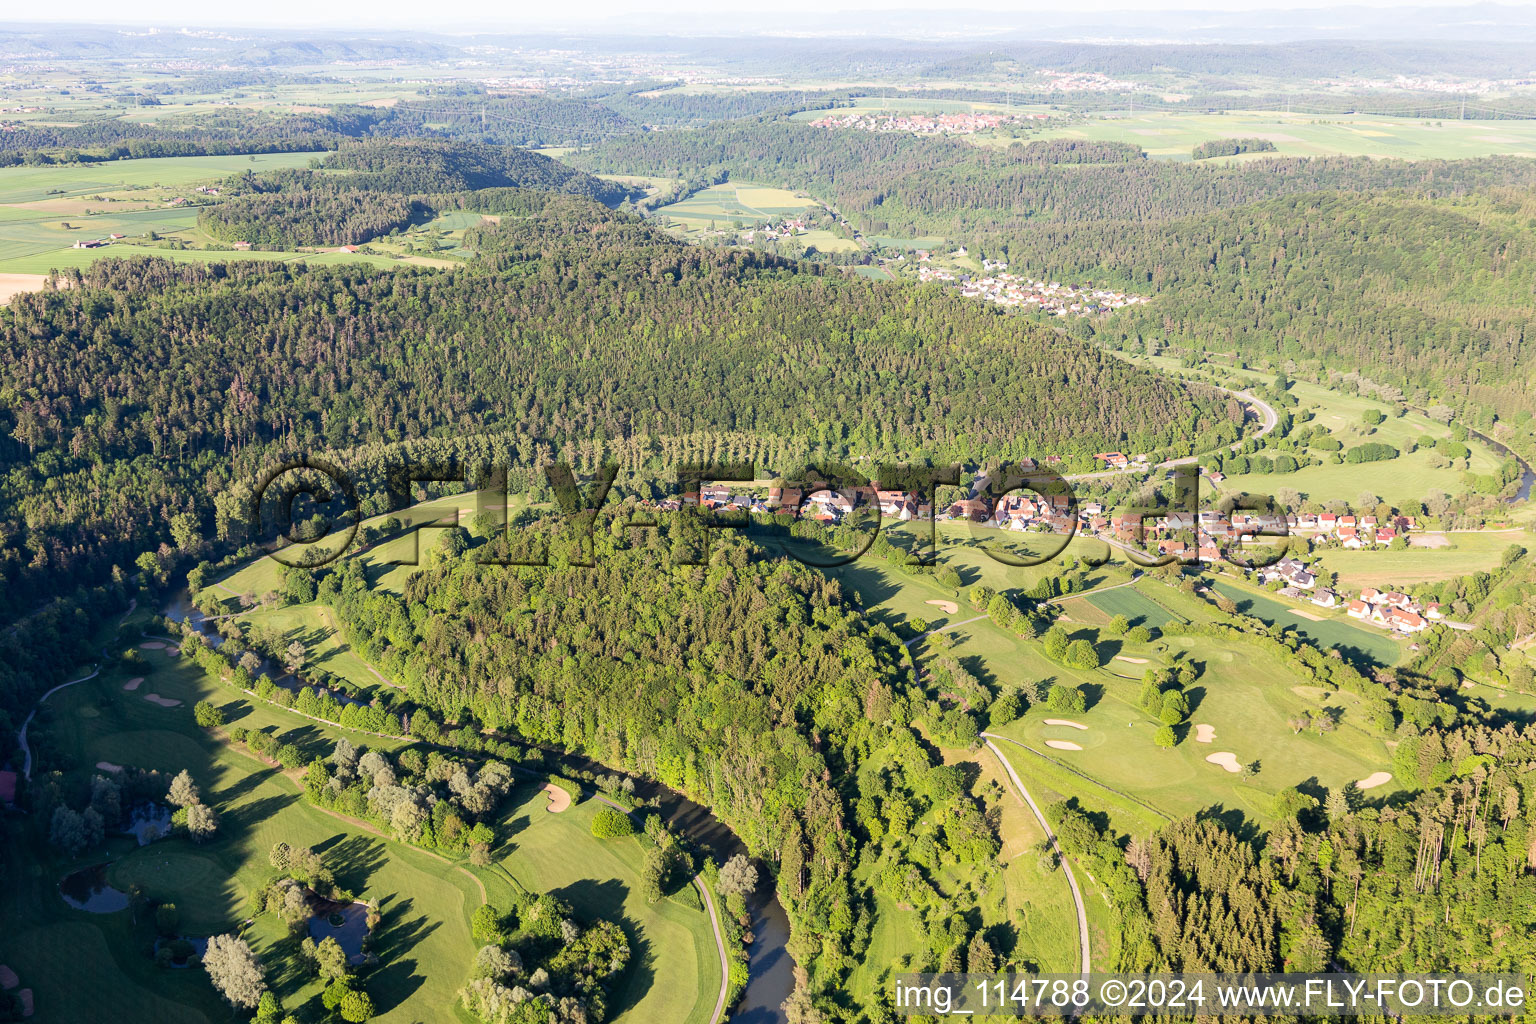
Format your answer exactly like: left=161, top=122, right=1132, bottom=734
left=0, top=152, right=474, bottom=279
left=13, top=593, right=720, bottom=1024
left=1035, top=110, right=1536, bottom=161
left=1314, top=530, right=1525, bottom=590
left=650, top=182, right=821, bottom=239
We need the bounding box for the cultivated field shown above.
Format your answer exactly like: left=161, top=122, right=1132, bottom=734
left=1315, top=530, right=1524, bottom=590
left=1036, top=110, right=1536, bottom=161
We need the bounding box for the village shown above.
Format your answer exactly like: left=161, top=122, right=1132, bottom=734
left=807, top=109, right=1046, bottom=135
left=913, top=258, right=1149, bottom=316
left=662, top=467, right=1450, bottom=638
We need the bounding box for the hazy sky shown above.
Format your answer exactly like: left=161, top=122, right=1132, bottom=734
left=9, top=0, right=1535, bottom=31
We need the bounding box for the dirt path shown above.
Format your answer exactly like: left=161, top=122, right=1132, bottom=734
left=315, top=605, right=405, bottom=691
left=982, top=735, right=1091, bottom=976
left=1043, top=577, right=1140, bottom=606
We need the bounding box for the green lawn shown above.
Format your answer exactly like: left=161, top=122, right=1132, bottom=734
left=490, top=789, right=721, bottom=1024
left=1080, top=584, right=1183, bottom=630
left=991, top=631, right=1397, bottom=829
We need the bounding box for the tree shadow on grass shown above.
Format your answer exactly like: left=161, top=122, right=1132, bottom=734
left=365, top=956, right=426, bottom=1016
left=361, top=897, right=436, bottom=1013
left=221, top=793, right=297, bottom=835
left=211, top=765, right=281, bottom=807
left=313, top=834, right=389, bottom=895
left=1079, top=682, right=1103, bottom=711
left=1194, top=804, right=1262, bottom=845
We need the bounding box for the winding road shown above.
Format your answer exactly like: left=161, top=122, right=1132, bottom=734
left=694, top=876, right=732, bottom=1024
left=981, top=734, right=1091, bottom=978
left=1064, top=386, right=1279, bottom=483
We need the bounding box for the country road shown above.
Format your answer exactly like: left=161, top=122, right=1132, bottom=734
left=982, top=735, right=1092, bottom=978
left=591, top=792, right=732, bottom=1024
left=1065, top=386, right=1278, bottom=483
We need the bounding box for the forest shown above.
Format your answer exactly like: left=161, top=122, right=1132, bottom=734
left=993, top=188, right=1536, bottom=422
left=0, top=194, right=1238, bottom=701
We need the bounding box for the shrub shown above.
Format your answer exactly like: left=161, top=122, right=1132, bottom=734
left=1045, top=684, right=1086, bottom=714
left=590, top=805, right=635, bottom=839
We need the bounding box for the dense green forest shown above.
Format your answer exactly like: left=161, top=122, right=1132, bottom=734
left=995, top=188, right=1536, bottom=420
left=196, top=142, right=639, bottom=246
left=0, top=195, right=1236, bottom=679
left=567, top=122, right=1536, bottom=237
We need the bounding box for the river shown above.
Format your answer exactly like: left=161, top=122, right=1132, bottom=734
left=164, top=591, right=794, bottom=1023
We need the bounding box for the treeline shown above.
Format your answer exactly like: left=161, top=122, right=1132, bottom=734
left=1192, top=137, right=1277, bottom=159
left=198, top=171, right=421, bottom=248
left=197, top=139, right=643, bottom=247
left=0, top=105, right=394, bottom=163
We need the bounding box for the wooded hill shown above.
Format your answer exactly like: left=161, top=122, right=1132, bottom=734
left=566, top=122, right=1536, bottom=237
left=997, top=187, right=1536, bottom=421
left=197, top=141, right=640, bottom=247
left=0, top=194, right=1239, bottom=634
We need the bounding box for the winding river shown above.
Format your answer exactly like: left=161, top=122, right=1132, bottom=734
left=165, top=592, right=793, bottom=1023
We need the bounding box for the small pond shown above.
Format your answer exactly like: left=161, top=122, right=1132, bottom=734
left=121, top=802, right=172, bottom=846
left=308, top=901, right=370, bottom=964
left=59, top=863, right=129, bottom=913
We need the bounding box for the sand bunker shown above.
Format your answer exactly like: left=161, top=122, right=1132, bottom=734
left=925, top=600, right=959, bottom=615
left=1115, top=655, right=1149, bottom=664
left=1355, top=771, right=1393, bottom=790
left=143, top=694, right=182, bottom=708
left=166, top=647, right=180, bottom=657
left=123, top=677, right=144, bottom=691
left=1205, top=752, right=1242, bottom=773
left=17, top=989, right=30, bottom=1017
left=95, top=762, right=124, bottom=773
left=0, top=965, right=16, bottom=989
left=139, top=641, right=165, bottom=650
left=541, top=783, right=571, bottom=813
left=1194, top=723, right=1216, bottom=743
left=1043, top=718, right=1088, bottom=730
left=1045, top=740, right=1083, bottom=751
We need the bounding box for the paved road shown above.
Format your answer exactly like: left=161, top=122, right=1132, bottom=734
left=695, top=876, right=732, bottom=1024
left=982, top=735, right=1092, bottom=977
left=18, top=664, right=101, bottom=779
left=591, top=792, right=732, bottom=1024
